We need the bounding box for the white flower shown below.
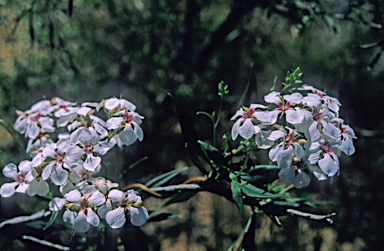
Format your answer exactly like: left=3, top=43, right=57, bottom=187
left=230, top=104, right=267, bottom=140
left=41, top=139, right=71, bottom=185
left=255, top=92, right=305, bottom=125
left=0, top=161, right=33, bottom=197
left=106, top=110, right=144, bottom=146
left=268, top=127, right=305, bottom=169
left=106, top=190, right=148, bottom=228
left=64, top=189, right=106, bottom=233
left=103, top=97, right=136, bottom=112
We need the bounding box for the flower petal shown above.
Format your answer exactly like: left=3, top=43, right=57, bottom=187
left=73, top=210, right=90, bottom=233
left=106, top=207, right=126, bottom=229
left=129, top=206, right=148, bottom=226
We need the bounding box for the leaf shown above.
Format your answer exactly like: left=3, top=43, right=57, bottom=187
left=198, top=140, right=221, bottom=153
left=227, top=213, right=253, bottom=251
left=162, top=191, right=198, bottom=208
left=147, top=211, right=181, bottom=222
left=196, top=111, right=215, bottom=122
left=145, top=167, right=188, bottom=188
left=246, top=165, right=279, bottom=171
left=128, top=156, right=148, bottom=169
left=237, top=64, right=256, bottom=110
left=43, top=210, right=59, bottom=230
left=240, top=182, right=286, bottom=199
left=231, top=180, right=244, bottom=217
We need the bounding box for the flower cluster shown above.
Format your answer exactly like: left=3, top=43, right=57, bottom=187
left=0, top=96, right=148, bottom=232
left=231, top=86, right=356, bottom=188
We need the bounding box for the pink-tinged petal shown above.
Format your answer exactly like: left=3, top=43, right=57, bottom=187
left=49, top=197, right=67, bottom=211
left=56, top=138, right=70, bottom=154
left=73, top=210, right=90, bottom=233
left=63, top=209, right=75, bottom=224
left=121, top=99, right=136, bottom=111
left=307, top=150, right=321, bottom=164
left=292, top=169, right=310, bottom=188
left=93, top=142, right=111, bottom=155
left=264, top=91, right=281, bottom=105
left=106, top=117, right=125, bottom=130
left=108, top=189, right=125, bottom=202
left=57, top=113, right=76, bottom=127
left=51, top=165, right=69, bottom=185
left=119, top=127, right=137, bottom=146
left=268, top=130, right=286, bottom=141
left=42, top=143, right=57, bottom=159
left=250, top=104, right=267, bottom=110
left=26, top=179, right=49, bottom=196
left=308, top=121, right=321, bottom=142
left=318, top=153, right=339, bottom=177
left=129, top=206, right=148, bottom=226
left=27, top=123, right=40, bottom=139
left=65, top=189, right=82, bottom=203
left=278, top=166, right=295, bottom=184
left=293, top=143, right=305, bottom=161
left=231, top=108, right=245, bottom=121
left=254, top=111, right=272, bottom=125
left=231, top=119, right=241, bottom=140
left=15, top=183, right=30, bottom=193
left=14, top=116, right=27, bottom=133
left=77, top=107, right=91, bottom=117
left=42, top=162, right=55, bottom=180
left=88, top=190, right=106, bottom=206
left=307, top=164, right=328, bottom=180
left=3, top=163, right=18, bottom=179
left=94, top=124, right=108, bottom=139
left=86, top=208, right=100, bottom=227
left=133, top=124, right=144, bottom=142
left=127, top=190, right=141, bottom=202
left=0, top=182, right=18, bottom=197
left=106, top=207, right=126, bottom=229
left=255, top=130, right=274, bottom=149
left=18, top=160, right=32, bottom=173
left=268, top=144, right=282, bottom=162
left=105, top=97, right=120, bottom=110
left=98, top=199, right=112, bottom=219
left=340, top=136, right=355, bottom=156
left=83, top=154, right=101, bottom=172
left=65, top=146, right=84, bottom=164
left=322, top=122, right=338, bottom=141
left=285, top=109, right=304, bottom=124
left=31, top=152, right=45, bottom=168
left=69, top=170, right=82, bottom=184
left=283, top=93, right=303, bottom=105
left=238, top=119, right=255, bottom=140
left=276, top=147, right=293, bottom=170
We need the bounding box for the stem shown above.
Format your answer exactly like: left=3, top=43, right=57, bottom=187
left=213, top=97, right=223, bottom=147
left=234, top=151, right=250, bottom=179
left=279, top=184, right=294, bottom=194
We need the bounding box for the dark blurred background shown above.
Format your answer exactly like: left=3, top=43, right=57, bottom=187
left=1, top=0, right=384, bottom=250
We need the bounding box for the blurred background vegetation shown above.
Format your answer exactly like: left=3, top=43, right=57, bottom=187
left=1, top=0, right=384, bottom=250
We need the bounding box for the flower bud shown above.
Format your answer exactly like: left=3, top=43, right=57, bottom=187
left=133, top=200, right=143, bottom=208
left=298, top=139, right=307, bottom=145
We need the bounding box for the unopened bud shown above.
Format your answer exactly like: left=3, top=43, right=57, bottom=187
left=298, top=139, right=307, bottom=145
left=133, top=200, right=143, bottom=208
left=67, top=203, right=81, bottom=212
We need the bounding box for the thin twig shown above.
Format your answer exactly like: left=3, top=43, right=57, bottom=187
left=0, top=210, right=51, bottom=229
left=286, top=209, right=336, bottom=224
left=22, top=235, right=70, bottom=251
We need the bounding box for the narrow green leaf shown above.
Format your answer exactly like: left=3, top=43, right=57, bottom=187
left=240, top=182, right=286, bottom=199
left=227, top=214, right=253, bottom=251
left=198, top=140, right=221, bottom=153
left=145, top=167, right=188, bottom=188
left=43, top=210, right=58, bottom=230
left=231, top=180, right=244, bottom=217
left=128, top=156, right=148, bottom=169
left=147, top=211, right=181, bottom=222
